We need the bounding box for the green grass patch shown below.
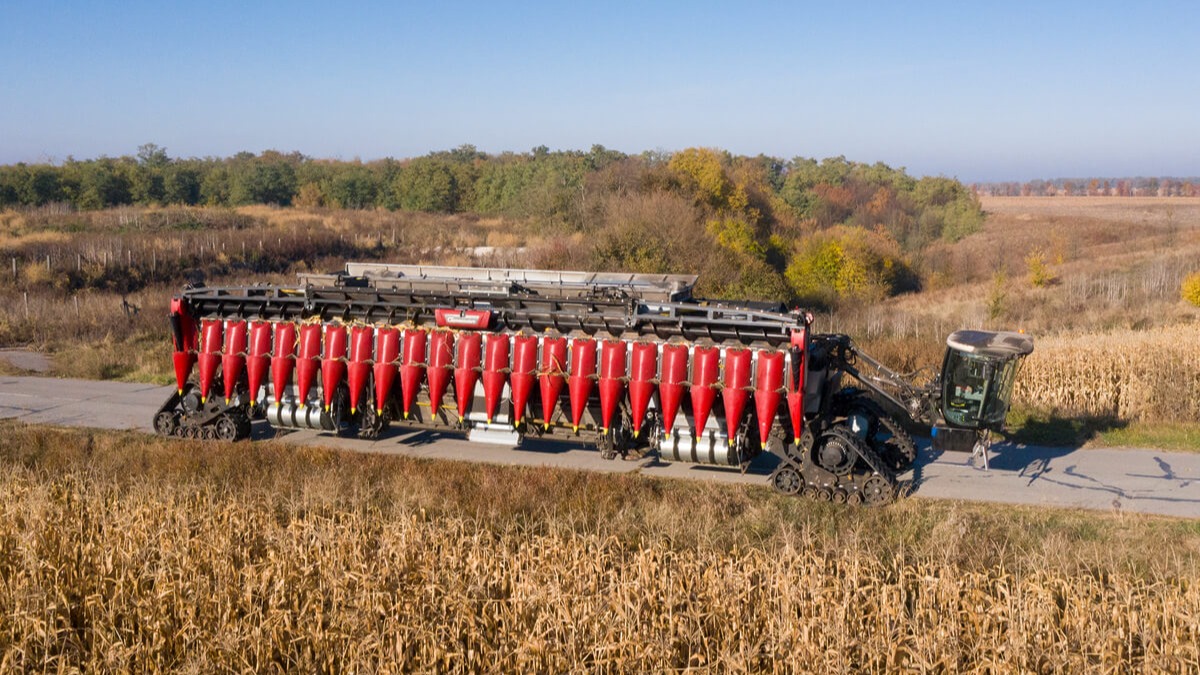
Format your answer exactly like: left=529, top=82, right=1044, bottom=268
left=1089, top=422, right=1200, bottom=453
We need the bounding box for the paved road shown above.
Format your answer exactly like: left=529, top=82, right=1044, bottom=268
left=1, top=375, right=1198, bottom=518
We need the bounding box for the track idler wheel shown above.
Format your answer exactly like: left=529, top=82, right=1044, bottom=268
left=214, top=414, right=239, bottom=442
left=154, top=411, right=179, bottom=437
left=860, top=475, right=895, bottom=506
left=770, top=465, right=803, bottom=495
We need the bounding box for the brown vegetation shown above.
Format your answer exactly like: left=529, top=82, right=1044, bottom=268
left=1014, top=325, right=1200, bottom=421
left=3, top=195, right=1200, bottom=433
left=2, top=423, right=1198, bottom=672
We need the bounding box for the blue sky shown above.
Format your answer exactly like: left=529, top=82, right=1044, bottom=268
left=1, top=1, right=1196, bottom=181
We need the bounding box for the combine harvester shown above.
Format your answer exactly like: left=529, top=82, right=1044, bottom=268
left=154, top=263, right=1033, bottom=505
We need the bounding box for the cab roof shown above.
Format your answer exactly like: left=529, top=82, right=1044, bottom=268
left=946, top=330, right=1034, bottom=358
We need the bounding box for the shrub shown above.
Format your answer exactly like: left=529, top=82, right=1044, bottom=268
left=1025, top=248, right=1055, bottom=288
left=785, top=226, right=917, bottom=307
left=1182, top=271, right=1200, bottom=307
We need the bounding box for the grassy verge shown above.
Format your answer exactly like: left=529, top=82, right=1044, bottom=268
left=46, top=330, right=173, bottom=384
left=1087, top=421, right=1200, bottom=452
left=1, top=422, right=1198, bottom=671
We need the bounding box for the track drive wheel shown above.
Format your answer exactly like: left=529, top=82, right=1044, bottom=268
left=814, top=427, right=865, bottom=475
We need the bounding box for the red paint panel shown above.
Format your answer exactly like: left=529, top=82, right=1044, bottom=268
left=509, top=334, right=539, bottom=426
left=787, top=345, right=806, bottom=445
left=538, top=336, right=568, bottom=429
left=245, top=321, right=272, bottom=408
left=754, top=350, right=785, bottom=447
left=627, top=342, right=657, bottom=438
left=347, top=325, right=374, bottom=414
left=221, top=320, right=248, bottom=404
left=567, top=338, right=597, bottom=431
left=296, top=323, right=323, bottom=407
left=482, top=334, right=511, bottom=423
left=689, top=345, right=719, bottom=437
left=373, top=327, right=401, bottom=415
left=172, top=352, right=196, bottom=397
left=426, top=330, right=455, bottom=417
left=197, top=318, right=223, bottom=404
left=722, top=348, right=752, bottom=440
left=320, top=325, right=348, bottom=411
left=434, top=308, right=492, bottom=330
left=400, top=329, right=428, bottom=419
left=271, top=322, right=297, bottom=407
left=658, top=344, right=689, bottom=437
left=598, top=339, right=627, bottom=432
left=168, top=299, right=197, bottom=395
left=453, top=332, right=482, bottom=421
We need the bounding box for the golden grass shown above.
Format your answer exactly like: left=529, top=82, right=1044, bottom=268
left=1, top=423, right=1198, bottom=671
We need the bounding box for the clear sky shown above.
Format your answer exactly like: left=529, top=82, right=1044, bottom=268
left=1, top=1, right=1196, bottom=182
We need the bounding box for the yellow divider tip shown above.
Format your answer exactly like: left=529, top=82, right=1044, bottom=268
left=375, top=408, right=382, bottom=416
left=633, top=430, right=639, bottom=438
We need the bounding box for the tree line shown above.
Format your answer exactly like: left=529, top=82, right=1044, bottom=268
left=0, top=144, right=984, bottom=306
left=976, top=177, right=1200, bottom=197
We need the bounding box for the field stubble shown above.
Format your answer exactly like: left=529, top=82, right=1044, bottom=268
left=1, top=424, right=1198, bottom=672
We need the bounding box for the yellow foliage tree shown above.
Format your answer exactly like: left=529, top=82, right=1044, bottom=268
left=706, top=217, right=765, bottom=259
left=785, top=226, right=913, bottom=306
left=1025, top=248, right=1055, bottom=288
left=1182, top=271, right=1200, bottom=307
left=669, top=148, right=730, bottom=209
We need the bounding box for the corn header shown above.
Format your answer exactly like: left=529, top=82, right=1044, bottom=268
left=155, top=263, right=1033, bottom=505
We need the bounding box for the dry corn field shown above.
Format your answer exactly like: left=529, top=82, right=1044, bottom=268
left=2, top=425, right=1199, bottom=673
left=1015, top=324, right=1200, bottom=421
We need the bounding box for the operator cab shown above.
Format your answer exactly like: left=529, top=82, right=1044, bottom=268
left=939, top=330, right=1034, bottom=432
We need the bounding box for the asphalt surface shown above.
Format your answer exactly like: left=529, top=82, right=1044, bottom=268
left=1, top=375, right=1198, bottom=518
